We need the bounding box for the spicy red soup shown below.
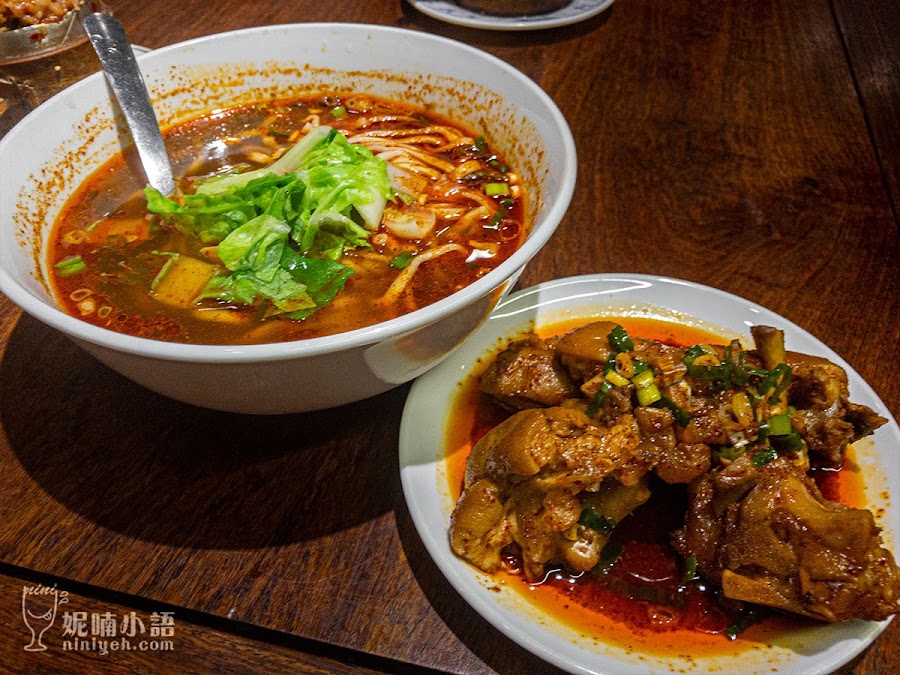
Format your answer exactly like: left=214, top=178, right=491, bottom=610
left=49, top=94, right=525, bottom=344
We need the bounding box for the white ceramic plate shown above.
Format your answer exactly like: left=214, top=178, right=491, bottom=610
left=408, top=0, right=614, bottom=31
left=399, top=273, right=898, bottom=675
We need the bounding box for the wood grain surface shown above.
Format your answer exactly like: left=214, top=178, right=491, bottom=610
left=0, top=0, right=896, bottom=672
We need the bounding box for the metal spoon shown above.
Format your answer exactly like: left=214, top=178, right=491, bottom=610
left=82, top=12, right=175, bottom=196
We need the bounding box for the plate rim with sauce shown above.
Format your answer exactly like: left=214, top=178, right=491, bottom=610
left=398, top=273, right=899, bottom=675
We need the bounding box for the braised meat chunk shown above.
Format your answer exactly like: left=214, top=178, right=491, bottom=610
left=480, top=335, right=579, bottom=410
left=786, top=352, right=889, bottom=467
left=674, top=456, right=900, bottom=621
left=449, top=318, right=897, bottom=628
left=451, top=406, right=651, bottom=581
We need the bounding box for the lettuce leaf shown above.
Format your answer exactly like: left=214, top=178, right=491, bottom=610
left=216, top=214, right=289, bottom=278
left=145, top=126, right=389, bottom=318
left=280, top=248, right=354, bottom=320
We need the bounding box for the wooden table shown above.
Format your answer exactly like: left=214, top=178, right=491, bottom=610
left=1, top=0, right=897, bottom=672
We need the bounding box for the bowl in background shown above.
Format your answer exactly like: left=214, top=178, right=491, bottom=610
left=0, top=1, right=105, bottom=65
left=456, top=0, right=572, bottom=16
left=0, top=23, right=576, bottom=413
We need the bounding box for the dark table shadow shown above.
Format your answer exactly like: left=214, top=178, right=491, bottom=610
left=0, top=314, right=406, bottom=550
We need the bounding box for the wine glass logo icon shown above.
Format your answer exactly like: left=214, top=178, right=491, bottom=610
left=21, top=584, right=67, bottom=652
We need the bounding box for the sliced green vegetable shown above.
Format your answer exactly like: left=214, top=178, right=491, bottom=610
left=757, top=363, right=792, bottom=403
left=484, top=182, right=509, bottom=196
left=772, top=431, right=806, bottom=452
left=725, top=608, right=762, bottom=640
left=602, top=352, right=618, bottom=375
left=484, top=196, right=516, bottom=230
left=280, top=250, right=354, bottom=320
left=330, top=105, right=346, bottom=119
left=686, top=343, right=780, bottom=393
left=683, top=344, right=716, bottom=365
left=390, top=252, right=413, bottom=269
left=682, top=554, right=699, bottom=583
left=578, top=506, right=616, bottom=534
left=194, top=125, right=333, bottom=195
left=150, top=251, right=179, bottom=291
left=752, top=447, right=778, bottom=467
left=631, top=359, right=651, bottom=376
left=631, top=369, right=655, bottom=389
left=145, top=128, right=388, bottom=318
left=586, top=380, right=614, bottom=415
left=604, top=370, right=630, bottom=388
left=715, top=446, right=745, bottom=461
left=216, top=214, right=290, bottom=273
left=53, top=256, right=87, bottom=277
left=488, top=158, right=509, bottom=173
left=592, top=541, right=624, bottom=576
left=607, top=324, right=634, bottom=353
left=636, top=383, right=662, bottom=406
left=654, top=396, right=692, bottom=427
left=766, top=412, right=792, bottom=436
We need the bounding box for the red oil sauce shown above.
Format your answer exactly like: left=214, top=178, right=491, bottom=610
left=444, top=316, right=863, bottom=657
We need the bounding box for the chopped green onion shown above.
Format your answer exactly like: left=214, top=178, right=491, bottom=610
left=604, top=370, right=630, bottom=388
left=266, top=128, right=291, bottom=138
left=484, top=182, right=509, bottom=196
left=766, top=412, right=792, bottom=436
left=757, top=420, right=769, bottom=441
left=725, top=608, right=761, bottom=640
left=683, top=344, right=716, bottom=365
left=746, top=389, right=762, bottom=409
left=602, top=352, right=618, bottom=375
left=607, top=325, right=634, bottom=353
left=586, top=380, right=614, bottom=415
left=682, top=554, right=699, bottom=582
left=150, top=251, right=179, bottom=291
left=53, top=256, right=87, bottom=277
left=631, top=369, right=655, bottom=390
left=484, top=196, right=514, bottom=230
left=578, top=506, right=616, bottom=534
left=654, top=396, right=692, bottom=427
left=715, top=446, right=745, bottom=461
left=757, top=363, right=792, bottom=403
left=772, top=431, right=805, bottom=452
left=474, top=136, right=487, bottom=153
left=752, top=447, right=778, bottom=466
left=592, top=541, right=624, bottom=577
left=488, top=158, right=509, bottom=173
left=636, top=383, right=662, bottom=406
left=631, top=359, right=651, bottom=376
left=390, top=252, right=413, bottom=269
left=330, top=105, right=346, bottom=119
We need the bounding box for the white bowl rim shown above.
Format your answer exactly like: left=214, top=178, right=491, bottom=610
left=0, top=22, right=577, bottom=363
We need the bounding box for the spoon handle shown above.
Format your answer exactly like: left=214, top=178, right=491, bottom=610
left=82, top=12, right=175, bottom=196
